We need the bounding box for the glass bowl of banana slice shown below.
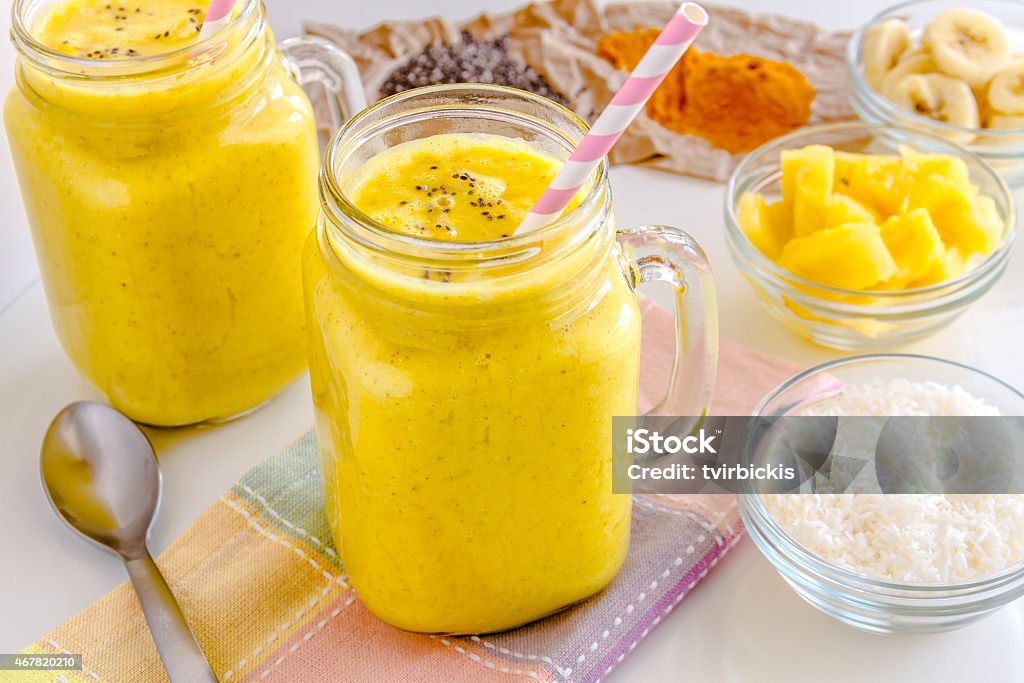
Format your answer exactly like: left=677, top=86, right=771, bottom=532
left=848, top=0, right=1024, bottom=185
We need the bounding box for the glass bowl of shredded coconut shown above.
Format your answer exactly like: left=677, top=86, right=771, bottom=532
left=739, top=354, right=1024, bottom=633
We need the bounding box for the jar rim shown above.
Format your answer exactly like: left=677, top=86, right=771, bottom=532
left=9, top=0, right=262, bottom=78
left=319, top=83, right=610, bottom=263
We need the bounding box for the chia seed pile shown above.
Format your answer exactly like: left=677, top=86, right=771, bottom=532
left=379, top=32, right=569, bottom=105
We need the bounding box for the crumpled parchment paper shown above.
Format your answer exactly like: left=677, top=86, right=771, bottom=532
left=305, top=0, right=856, bottom=181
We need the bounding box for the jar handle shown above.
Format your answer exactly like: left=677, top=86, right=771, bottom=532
left=279, top=36, right=368, bottom=148
left=616, top=226, right=719, bottom=428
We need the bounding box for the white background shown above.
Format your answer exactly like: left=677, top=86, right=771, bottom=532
left=2, top=0, right=1024, bottom=681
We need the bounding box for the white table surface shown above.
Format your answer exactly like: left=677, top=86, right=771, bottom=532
left=2, top=0, right=1024, bottom=681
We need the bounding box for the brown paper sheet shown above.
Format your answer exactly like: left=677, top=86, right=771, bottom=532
left=305, top=0, right=857, bottom=181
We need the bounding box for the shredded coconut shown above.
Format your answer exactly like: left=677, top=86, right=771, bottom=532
left=761, top=379, right=1024, bottom=583
left=799, top=380, right=1003, bottom=418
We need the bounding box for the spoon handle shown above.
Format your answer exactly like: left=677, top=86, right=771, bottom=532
left=125, top=552, right=219, bottom=683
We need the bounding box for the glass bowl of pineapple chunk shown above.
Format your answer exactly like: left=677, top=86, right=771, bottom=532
left=725, top=122, right=1015, bottom=350
left=848, top=0, right=1024, bottom=186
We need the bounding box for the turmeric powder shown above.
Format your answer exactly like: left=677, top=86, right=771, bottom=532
left=597, top=29, right=816, bottom=154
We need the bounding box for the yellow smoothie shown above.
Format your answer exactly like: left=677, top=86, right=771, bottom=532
left=34, top=0, right=208, bottom=57
left=305, top=133, right=640, bottom=634
left=5, top=0, right=319, bottom=425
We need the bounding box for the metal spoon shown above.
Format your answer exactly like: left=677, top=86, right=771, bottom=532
left=40, top=401, right=219, bottom=683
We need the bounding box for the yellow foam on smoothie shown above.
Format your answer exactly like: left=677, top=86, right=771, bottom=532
left=346, top=133, right=576, bottom=242
left=34, top=0, right=207, bottom=58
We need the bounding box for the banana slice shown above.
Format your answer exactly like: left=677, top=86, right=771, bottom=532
left=880, top=51, right=939, bottom=100
left=863, top=19, right=911, bottom=89
left=889, top=73, right=980, bottom=142
left=988, top=113, right=1024, bottom=129
left=896, top=47, right=931, bottom=65
left=988, top=62, right=1024, bottom=114
left=984, top=114, right=1024, bottom=145
left=922, top=8, right=1010, bottom=88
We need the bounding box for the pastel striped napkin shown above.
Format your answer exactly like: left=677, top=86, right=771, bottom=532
left=10, top=302, right=800, bottom=683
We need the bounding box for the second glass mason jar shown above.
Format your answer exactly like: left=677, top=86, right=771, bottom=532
left=304, top=85, right=719, bottom=635
left=5, top=0, right=361, bottom=426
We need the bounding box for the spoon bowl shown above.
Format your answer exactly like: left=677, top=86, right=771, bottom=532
left=41, top=401, right=160, bottom=557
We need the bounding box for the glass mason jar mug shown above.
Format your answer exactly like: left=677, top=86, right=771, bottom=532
left=304, top=85, right=719, bottom=635
left=4, top=0, right=364, bottom=426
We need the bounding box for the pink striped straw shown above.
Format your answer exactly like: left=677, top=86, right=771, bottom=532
left=197, top=0, right=237, bottom=41
left=515, top=2, right=708, bottom=234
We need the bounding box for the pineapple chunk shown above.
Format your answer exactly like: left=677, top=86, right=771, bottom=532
left=778, top=222, right=898, bottom=290
left=834, top=151, right=905, bottom=216
left=908, top=247, right=968, bottom=287
left=907, top=175, right=972, bottom=235
left=877, top=209, right=945, bottom=288
left=895, top=149, right=994, bottom=253
left=969, top=195, right=1006, bottom=253
left=827, top=194, right=877, bottom=228
left=931, top=193, right=1004, bottom=256
left=833, top=151, right=861, bottom=186
left=899, top=146, right=971, bottom=188
left=737, top=193, right=790, bottom=259
left=782, top=145, right=835, bottom=237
